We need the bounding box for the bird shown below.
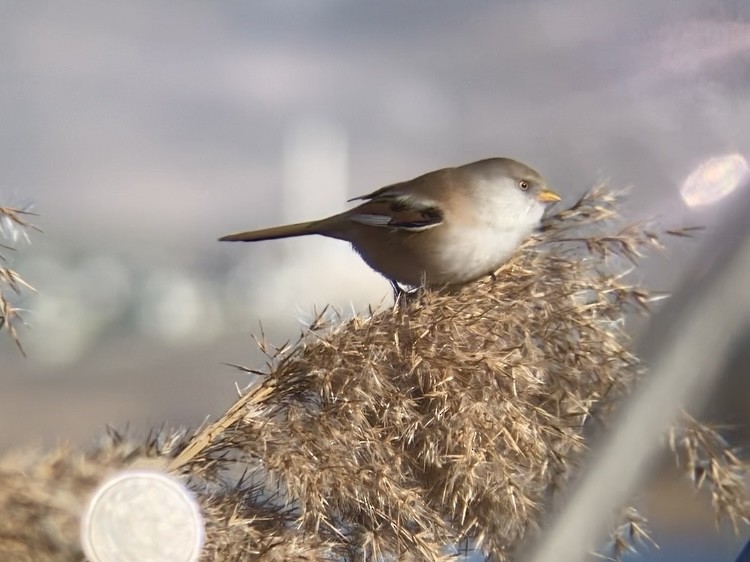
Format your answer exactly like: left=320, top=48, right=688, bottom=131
left=219, top=157, right=560, bottom=290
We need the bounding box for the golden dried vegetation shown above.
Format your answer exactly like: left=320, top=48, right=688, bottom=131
left=0, top=190, right=747, bottom=561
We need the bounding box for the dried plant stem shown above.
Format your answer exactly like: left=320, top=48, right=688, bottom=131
left=0, top=205, right=38, bottom=355
left=168, top=379, right=271, bottom=471
left=161, top=187, right=750, bottom=561
left=1, top=189, right=747, bottom=562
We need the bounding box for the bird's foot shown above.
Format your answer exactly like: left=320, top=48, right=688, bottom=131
left=390, top=281, right=419, bottom=307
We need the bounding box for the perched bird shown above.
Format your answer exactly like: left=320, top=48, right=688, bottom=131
left=220, top=157, right=560, bottom=288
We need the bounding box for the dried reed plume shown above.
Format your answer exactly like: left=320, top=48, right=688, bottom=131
left=669, top=415, right=750, bottom=532
left=0, top=205, right=38, bottom=355
left=165, top=187, right=748, bottom=560
left=0, top=429, right=191, bottom=562
left=0, top=189, right=747, bottom=561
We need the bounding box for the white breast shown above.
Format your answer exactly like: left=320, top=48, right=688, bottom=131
left=430, top=186, right=545, bottom=283
left=429, top=224, right=530, bottom=283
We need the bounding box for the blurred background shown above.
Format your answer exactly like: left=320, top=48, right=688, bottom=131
left=1, top=1, right=749, bottom=560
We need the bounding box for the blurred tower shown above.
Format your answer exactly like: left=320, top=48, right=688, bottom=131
left=282, top=117, right=349, bottom=231
left=250, top=117, right=386, bottom=317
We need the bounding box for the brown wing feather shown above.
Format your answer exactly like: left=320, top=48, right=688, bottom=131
left=348, top=196, right=443, bottom=230
left=344, top=168, right=455, bottom=230
left=347, top=166, right=452, bottom=202
left=347, top=180, right=410, bottom=203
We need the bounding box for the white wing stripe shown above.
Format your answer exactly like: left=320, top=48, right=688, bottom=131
left=349, top=214, right=392, bottom=226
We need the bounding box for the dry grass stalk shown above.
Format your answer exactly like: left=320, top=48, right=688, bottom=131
left=1, top=189, right=747, bottom=561
left=200, top=483, right=341, bottom=561
left=170, top=187, right=735, bottom=561
left=0, top=428, right=184, bottom=562
left=0, top=205, right=39, bottom=355
left=598, top=506, right=655, bottom=561
left=0, top=429, right=342, bottom=562
left=669, top=414, right=750, bottom=532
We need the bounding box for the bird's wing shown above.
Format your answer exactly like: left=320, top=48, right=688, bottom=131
left=347, top=179, right=409, bottom=203
left=347, top=183, right=444, bottom=231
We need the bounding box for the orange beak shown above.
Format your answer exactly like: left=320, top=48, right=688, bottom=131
left=537, top=188, right=561, bottom=203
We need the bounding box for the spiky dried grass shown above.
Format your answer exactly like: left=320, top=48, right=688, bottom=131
left=600, top=507, right=655, bottom=561
left=165, top=187, right=747, bottom=561
left=0, top=428, right=185, bottom=562
left=0, top=205, right=38, bottom=355
left=0, top=429, right=341, bottom=562
left=669, top=415, right=750, bottom=532
left=0, top=188, right=747, bottom=561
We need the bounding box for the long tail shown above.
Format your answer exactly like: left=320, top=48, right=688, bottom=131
left=218, top=219, right=325, bottom=242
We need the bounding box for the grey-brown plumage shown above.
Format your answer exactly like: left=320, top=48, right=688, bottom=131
left=220, top=157, right=560, bottom=286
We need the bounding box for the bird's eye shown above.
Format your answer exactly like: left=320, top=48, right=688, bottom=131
left=519, top=180, right=530, bottom=191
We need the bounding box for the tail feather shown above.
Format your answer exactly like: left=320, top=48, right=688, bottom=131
left=219, top=220, right=322, bottom=242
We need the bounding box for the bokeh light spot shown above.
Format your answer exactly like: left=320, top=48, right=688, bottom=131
left=681, top=153, right=749, bottom=208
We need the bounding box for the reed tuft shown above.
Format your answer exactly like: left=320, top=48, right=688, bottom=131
left=167, top=187, right=748, bottom=560
left=0, top=205, right=38, bottom=355
left=1, top=189, right=747, bottom=561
